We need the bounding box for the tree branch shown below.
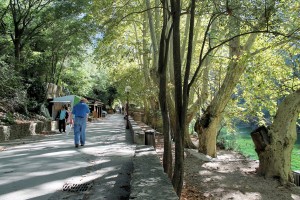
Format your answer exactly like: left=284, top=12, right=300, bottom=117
left=117, top=6, right=165, bottom=25
left=188, top=27, right=300, bottom=90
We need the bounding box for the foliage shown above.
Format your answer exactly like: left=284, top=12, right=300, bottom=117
left=0, top=0, right=98, bottom=121
left=27, top=80, right=47, bottom=104
left=1, top=112, right=15, bottom=125
left=59, top=54, right=108, bottom=98
left=0, top=59, right=23, bottom=99
left=291, top=147, right=300, bottom=171
left=189, top=118, right=197, bottom=135
left=109, top=64, right=154, bottom=107
left=1, top=0, right=99, bottom=110
left=217, top=128, right=238, bottom=151
left=27, top=79, right=47, bottom=112
left=93, top=85, right=118, bottom=107
left=238, top=40, right=300, bottom=127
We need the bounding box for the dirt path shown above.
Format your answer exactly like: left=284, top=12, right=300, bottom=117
left=155, top=134, right=300, bottom=200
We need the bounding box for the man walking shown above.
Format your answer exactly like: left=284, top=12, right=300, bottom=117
left=72, top=98, right=90, bottom=148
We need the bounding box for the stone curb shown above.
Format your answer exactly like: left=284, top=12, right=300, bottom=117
left=130, top=145, right=179, bottom=200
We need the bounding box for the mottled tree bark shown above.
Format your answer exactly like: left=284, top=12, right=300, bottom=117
left=195, top=0, right=276, bottom=157
left=251, top=89, right=300, bottom=185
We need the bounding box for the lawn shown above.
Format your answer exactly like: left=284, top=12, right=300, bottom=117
left=217, top=125, right=300, bottom=171
left=235, top=134, right=300, bottom=171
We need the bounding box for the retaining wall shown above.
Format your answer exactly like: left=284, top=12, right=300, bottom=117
left=130, top=145, right=179, bottom=200
left=0, top=120, right=57, bottom=142
left=128, top=117, right=178, bottom=199
left=128, top=116, right=156, bottom=147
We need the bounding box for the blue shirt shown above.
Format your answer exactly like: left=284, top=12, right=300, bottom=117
left=72, top=102, right=90, bottom=118
left=59, top=110, right=67, bottom=120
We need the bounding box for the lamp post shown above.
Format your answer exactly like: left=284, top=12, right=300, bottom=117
left=125, top=86, right=131, bottom=129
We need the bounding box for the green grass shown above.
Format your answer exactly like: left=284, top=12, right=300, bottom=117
left=235, top=135, right=258, bottom=160
left=234, top=134, right=300, bottom=171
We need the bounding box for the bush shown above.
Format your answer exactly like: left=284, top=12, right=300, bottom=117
left=0, top=60, right=24, bottom=99
left=25, top=79, right=47, bottom=114
left=1, top=112, right=15, bottom=125
left=217, top=128, right=239, bottom=151
left=27, top=79, right=47, bottom=104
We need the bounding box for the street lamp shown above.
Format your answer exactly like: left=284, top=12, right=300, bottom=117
left=125, top=86, right=131, bottom=129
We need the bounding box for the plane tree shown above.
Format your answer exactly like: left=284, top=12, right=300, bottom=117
left=194, top=0, right=300, bottom=157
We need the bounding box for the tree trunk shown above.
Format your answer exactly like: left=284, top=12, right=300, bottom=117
left=184, top=124, right=196, bottom=149
left=167, top=91, right=176, bottom=140
left=170, top=0, right=184, bottom=195
left=181, top=0, right=197, bottom=151
left=196, top=20, right=242, bottom=157
left=182, top=17, right=203, bottom=150
left=192, top=0, right=278, bottom=158
left=251, top=89, right=300, bottom=185
left=140, top=11, right=153, bottom=124
left=9, top=0, right=52, bottom=69
left=13, top=36, right=21, bottom=63
left=158, top=0, right=172, bottom=178
left=180, top=13, right=190, bottom=63
left=144, top=0, right=160, bottom=128
left=194, top=106, right=222, bottom=157
left=145, top=0, right=159, bottom=75
left=154, top=0, right=161, bottom=47
left=183, top=109, right=197, bottom=149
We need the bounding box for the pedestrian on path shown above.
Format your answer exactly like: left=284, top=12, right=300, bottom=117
left=66, top=105, right=73, bottom=126
left=72, top=98, right=90, bottom=148
left=56, top=105, right=69, bottom=133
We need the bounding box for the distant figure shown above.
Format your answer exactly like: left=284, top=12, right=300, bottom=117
left=56, top=105, right=69, bottom=133
left=66, top=105, right=73, bottom=126
left=72, top=98, right=90, bottom=148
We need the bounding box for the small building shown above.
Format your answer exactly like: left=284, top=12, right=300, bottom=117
left=50, top=95, right=81, bottom=120
left=83, top=96, right=104, bottom=118
left=49, top=95, right=105, bottom=122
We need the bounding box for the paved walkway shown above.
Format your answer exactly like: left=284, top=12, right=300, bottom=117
left=0, top=114, right=135, bottom=200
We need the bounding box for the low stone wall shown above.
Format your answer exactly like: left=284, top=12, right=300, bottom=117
left=0, top=120, right=57, bottom=142
left=132, top=111, right=144, bottom=122
left=128, top=117, right=177, bottom=199
left=0, top=127, right=5, bottom=141
left=130, top=145, right=178, bottom=200
left=9, top=122, right=32, bottom=140
left=128, top=118, right=145, bottom=145
left=128, top=116, right=156, bottom=147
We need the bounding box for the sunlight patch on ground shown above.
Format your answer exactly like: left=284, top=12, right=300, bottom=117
left=0, top=163, right=86, bottom=186
left=29, top=150, right=77, bottom=158
left=221, top=191, right=262, bottom=199
left=202, top=175, right=225, bottom=183
left=198, top=170, right=213, bottom=175
left=292, top=193, right=300, bottom=199
left=67, top=165, right=115, bottom=183
left=0, top=180, right=65, bottom=200
left=203, top=162, right=225, bottom=170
